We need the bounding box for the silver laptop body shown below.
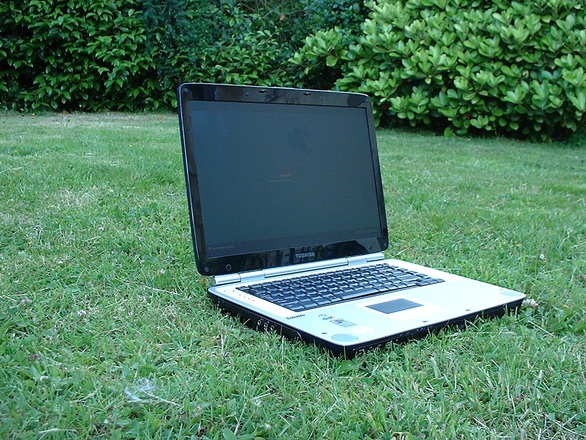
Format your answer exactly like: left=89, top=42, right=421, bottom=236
left=177, top=83, right=525, bottom=357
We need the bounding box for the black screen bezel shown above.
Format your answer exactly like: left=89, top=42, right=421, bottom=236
left=177, top=83, right=388, bottom=276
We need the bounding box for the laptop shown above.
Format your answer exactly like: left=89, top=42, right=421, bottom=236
left=177, top=83, right=525, bottom=357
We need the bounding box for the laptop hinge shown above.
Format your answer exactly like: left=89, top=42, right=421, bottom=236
left=347, top=252, right=385, bottom=266
left=212, top=270, right=267, bottom=286
left=212, top=273, right=242, bottom=286
left=211, top=253, right=385, bottom=286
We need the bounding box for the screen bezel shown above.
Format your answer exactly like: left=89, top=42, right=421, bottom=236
left=178, top=83, right=388, bottom=276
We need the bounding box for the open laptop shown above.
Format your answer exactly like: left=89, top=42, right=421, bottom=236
left=177, top=83, right=525, bottom=357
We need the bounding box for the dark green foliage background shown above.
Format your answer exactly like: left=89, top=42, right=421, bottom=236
left=0, top=0, right=365, bottom=111
left=0, top=0, right=160, bottom=111
left=1, top=0, right=584, bottom=139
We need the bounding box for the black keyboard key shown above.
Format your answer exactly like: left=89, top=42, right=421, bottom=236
left=338, top=287, right=380, bottom=300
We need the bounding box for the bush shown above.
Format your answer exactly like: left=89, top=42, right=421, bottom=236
left=140, top=0, right=225, bottom=108
left=291, top=0, right=368, bottom=88
left=293, top=0, right=586, bottom=139
left=142, top=1, right=299, bottom=89
left=140, top=0, right=368, bottom=97
left=0, top=0, right=370, bottom=111
left=0, top=0, right=161, bottom=111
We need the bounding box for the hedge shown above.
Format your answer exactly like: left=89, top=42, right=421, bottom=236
left=1, top=0, right=584, bottom=139
left=0, top=0, right=367, bottom=112
left=0, top=0, right=161, bottom=111
left=139, top=0, right=367, bottom=106
left=293, top=0, right=586, bottom=139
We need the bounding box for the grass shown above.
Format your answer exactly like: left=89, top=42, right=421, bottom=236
left=0, top=112, right=584, bottom=439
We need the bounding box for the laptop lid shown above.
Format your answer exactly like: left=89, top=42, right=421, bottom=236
left=177, top=83, right=388, bottom=277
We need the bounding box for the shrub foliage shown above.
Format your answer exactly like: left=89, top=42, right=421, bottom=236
left=1, top=0, right=584, bottom=139
left=0, top=0, right=365, bottom=112
left=293, top=0, right=586, bottom=139
left=140, top=0, right=300, bottom=108
left=0, top=0, right=160, bottom=111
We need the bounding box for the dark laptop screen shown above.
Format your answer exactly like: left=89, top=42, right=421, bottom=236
left=179, top=84, right=388, bottom=275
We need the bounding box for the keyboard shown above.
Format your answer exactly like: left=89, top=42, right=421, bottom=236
left=238, top=263, right=444, bottom=312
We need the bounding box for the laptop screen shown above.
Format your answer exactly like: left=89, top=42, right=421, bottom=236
left=178, top=84, right=388, bottom=275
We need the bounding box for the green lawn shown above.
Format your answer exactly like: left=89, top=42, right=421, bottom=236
left=1, top=113, right=584, bottom=439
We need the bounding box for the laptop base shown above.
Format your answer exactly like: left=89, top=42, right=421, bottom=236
left=209, top=292, right=524, bottom=358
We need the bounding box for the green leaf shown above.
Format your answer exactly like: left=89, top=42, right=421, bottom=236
left=326, top=55, right=338, bottom=67
left=443, top=126, right=455, bottom=137
left=570, top=90, right=586, bottom=112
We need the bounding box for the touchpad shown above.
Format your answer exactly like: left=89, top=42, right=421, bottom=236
left=368, top=298, right=422, bottom=314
